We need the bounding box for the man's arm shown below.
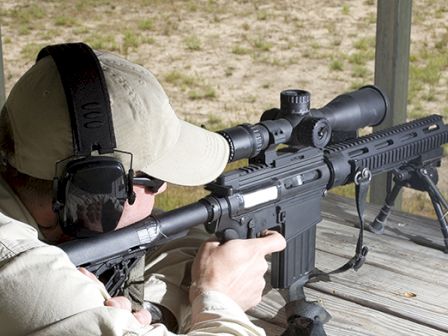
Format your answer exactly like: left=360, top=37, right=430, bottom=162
left=0, top=218, right=284, bottom=336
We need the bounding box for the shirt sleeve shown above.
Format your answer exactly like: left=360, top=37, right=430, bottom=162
left=188, top=291, right=266, bottom=335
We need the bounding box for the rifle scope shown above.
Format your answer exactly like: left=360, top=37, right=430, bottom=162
left=219, top=85, right=389, bottom=162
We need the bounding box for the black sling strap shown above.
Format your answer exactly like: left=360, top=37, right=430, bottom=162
left=310, top=167, right=371, bottom=282
left=36, top=42, right=116, bottom=155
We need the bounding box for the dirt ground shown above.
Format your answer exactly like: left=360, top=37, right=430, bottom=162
left=2, top=1, right=447, bottom=121
left=1, top=0, right=447, bottom=217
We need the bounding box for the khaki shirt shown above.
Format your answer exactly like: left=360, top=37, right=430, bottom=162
left=0, top=176, right=265, bottom=336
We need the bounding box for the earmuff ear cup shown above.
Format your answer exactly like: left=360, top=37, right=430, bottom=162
left=54, top=157, right=130, bottom=237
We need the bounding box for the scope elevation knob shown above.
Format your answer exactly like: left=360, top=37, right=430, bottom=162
left=280, top=90, right=310, bottom=115
left=296, top=117, right=332, bottom=148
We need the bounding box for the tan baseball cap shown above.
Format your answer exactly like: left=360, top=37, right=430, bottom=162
left=4, top=50, right=229, bottom=186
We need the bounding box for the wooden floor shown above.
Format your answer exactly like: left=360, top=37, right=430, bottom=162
left=248, top=193, right=448, bottom=336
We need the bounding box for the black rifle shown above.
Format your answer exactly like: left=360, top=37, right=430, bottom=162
left=60, top=85, right=448, bottom=335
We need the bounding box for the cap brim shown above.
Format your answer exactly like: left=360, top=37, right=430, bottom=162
left=141, top=121, right=229, bottom=186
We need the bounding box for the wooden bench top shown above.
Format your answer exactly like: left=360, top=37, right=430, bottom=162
left=248, top=193, right=448, bottom=336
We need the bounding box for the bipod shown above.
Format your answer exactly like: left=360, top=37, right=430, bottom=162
left=281, top=276, right=331, bottom=336
left=371, top=165, right=448, bottom=252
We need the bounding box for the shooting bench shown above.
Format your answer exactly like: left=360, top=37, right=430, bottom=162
left=249, top=193, right=448, bottom=336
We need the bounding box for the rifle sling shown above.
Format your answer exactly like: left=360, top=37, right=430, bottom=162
left=310, top=168, right=370, bottom=281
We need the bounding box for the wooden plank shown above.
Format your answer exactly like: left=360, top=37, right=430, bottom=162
left=250, top=286, right=448, bottom=336
left=371, top=0, right=413, bottom=207
left=308, top=250, right=448, bottom=332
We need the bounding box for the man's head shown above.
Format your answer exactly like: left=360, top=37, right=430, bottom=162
left=0, top=43, right=229, bottom=239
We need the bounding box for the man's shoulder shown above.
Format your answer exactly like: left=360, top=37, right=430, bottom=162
left=0, top=214, right=45, bottom=265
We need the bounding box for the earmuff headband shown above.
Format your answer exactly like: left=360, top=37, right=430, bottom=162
left=37, top=42, right=116, bottom=155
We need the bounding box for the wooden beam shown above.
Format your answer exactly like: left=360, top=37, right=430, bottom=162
left=370, top=0, right=413, bottom=208
left=0, top=26, right=5, bottom=108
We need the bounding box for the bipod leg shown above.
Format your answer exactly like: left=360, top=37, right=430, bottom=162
left=419, top=169, right=448, bottom=252
left=371, top=181, right=404, bottom=234
left=281, top=276, right=331, bottom=336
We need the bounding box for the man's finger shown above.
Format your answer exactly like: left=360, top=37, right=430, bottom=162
left=133, top=309, right=152, bottom=325
left=257, top=230, right=287, bottom=254
left=200, top=240, right=220, bottom=252
left=78, top=267, right=104, bottom=286
left=105, top=296, right=132, bottom=311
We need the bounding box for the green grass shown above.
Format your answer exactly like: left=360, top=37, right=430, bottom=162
left=351, top=65, right=370, bottom=78
left=256, top=10, right=269, bottom=21
left=330, top=59, right=344, bottom=71
left=163, top=70, right=217, bottom=101
left=18, top=26, right=31, bottom=36
left=122, top=30, right=140, bottom=55
left=252, top=38, right=273, bottom=52
left=155, top=185, right=207, bottom=210
left=232, top=45, right=251, bottom=55
left=20, top=43, right=46, bottom=60
left=410, top=59, right=444, bottom=85
left=349, top=80, right=367, bottom=90
left=164, top=71, right=197, bottom=88
left=138, top=19, right=155, bottom=31
left=6, top=4, right=46, bottom=24
left=54, top=16, right=78, bottom=27
left=85, top=33, right=119, bottom=52
left=353, top=37, right=375, bottom=51
left=188, top=86, right=216, bottom=100
left=205, top=114, right=227, bottom=130
left=408, top=33, right=448, bottom=119
left=348, top=51, right=371, bottom=66
left=342, top=4, right=350, bottom=15
left=184, top=35, right=202, bottom=51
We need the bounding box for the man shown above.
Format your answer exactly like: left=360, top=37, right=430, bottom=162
left=0, top=43, right=286, bottom=335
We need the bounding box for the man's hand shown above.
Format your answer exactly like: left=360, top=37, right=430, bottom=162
left=189, top=230, right=287, bottom=311
left=78, top=268, right=151, bottom=325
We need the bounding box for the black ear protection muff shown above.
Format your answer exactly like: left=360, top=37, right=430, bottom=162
left=36, top=42, right=138, bottom=238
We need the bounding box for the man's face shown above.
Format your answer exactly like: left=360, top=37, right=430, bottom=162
left=115, top=182, right=167, bottom=230
left=38, top=179, right=167, bottom=244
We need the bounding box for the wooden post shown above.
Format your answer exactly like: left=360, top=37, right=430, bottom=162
left=370, top=0, right=413, bottom=208
left=0, top=26, right=5, bottom=108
